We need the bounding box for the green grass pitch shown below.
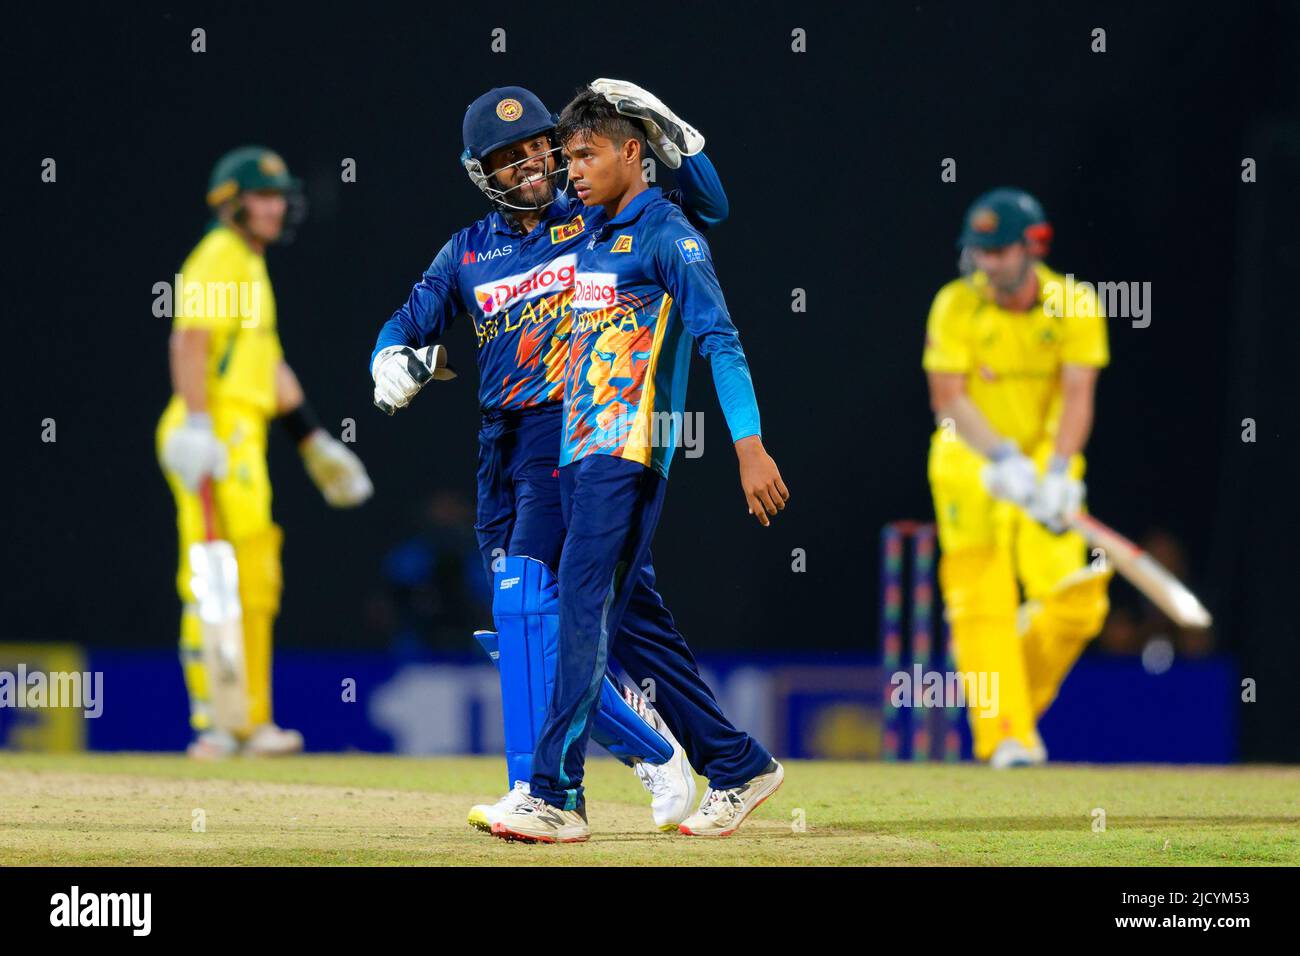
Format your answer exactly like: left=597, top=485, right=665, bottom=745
left=1, top=754, right=1296, bottom=866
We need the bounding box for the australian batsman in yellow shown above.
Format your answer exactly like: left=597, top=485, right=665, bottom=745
left=157, top=146, right=373, bottom=758
left=923, top=187, right=1112, bottom=767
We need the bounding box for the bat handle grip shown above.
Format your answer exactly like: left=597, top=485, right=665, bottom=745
left=199, top=477, right=220, bottom=542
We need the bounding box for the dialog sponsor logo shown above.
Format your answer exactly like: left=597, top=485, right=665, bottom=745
left=474, top=255, right=576, bottom=317
left=572, top=272, right=618, bottom=310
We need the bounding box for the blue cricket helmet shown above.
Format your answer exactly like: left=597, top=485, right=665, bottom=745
left=462, top=86, right=558, bottom=160
left=460, top=87, right=567, bottom=212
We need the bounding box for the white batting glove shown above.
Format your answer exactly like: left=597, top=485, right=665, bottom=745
left=590, top=78, right=705, bottom=170
left=1028, top=458, right=1085, bottom=533
left=372, top=344, right=456, bottom=415
left=161, top=412, right=228, bottom=492
left=300, top=431, right=373, bottom=508
left=981, top=441, right=1038, bottom=509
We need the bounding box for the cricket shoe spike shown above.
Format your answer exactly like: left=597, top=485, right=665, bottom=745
left=467, top=780, right=530, bottom=833
left=679, top=759, right=784, bottom=837
left=632, top=709, right=696, bottom=831
left=490, top=793, right=589, bottom=844
left=187, top=729, right=239, bottom=760
left=243, top=723, right=304, bottom=756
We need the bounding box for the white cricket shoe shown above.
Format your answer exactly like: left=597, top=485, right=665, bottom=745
left=186, top=729, right=239, bottom=760
left=632, top=712, right=697, bottom=831
left=467, top=781, right=531, bottom=833
left=678, top=759, right=784, bottom=838
left=490, top=793, right=590, bottom=844
left=989, top=737, right=1045, bottom=768
left=243, top=723, right=304, bottom=756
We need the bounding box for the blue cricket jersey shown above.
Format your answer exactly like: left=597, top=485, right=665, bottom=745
left=371, top=156, right=729, bottom=413
left=560, top=187, right=761, bottom=479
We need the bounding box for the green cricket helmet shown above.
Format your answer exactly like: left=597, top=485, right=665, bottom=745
left=206, top=146, right=301, bottom=207
left=957, top=187, right=1053, bottom=251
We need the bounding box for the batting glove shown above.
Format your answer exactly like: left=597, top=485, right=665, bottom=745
left=589, top=78, right=705, bottom=170
left=161, top=412, right=229, bottom=492
left=1028, top=457, right=1084, bottom=533
left=372, top=344, right=456, bottom=415
left=300, top=431, right=373, bottom=508
left=981, top=440, right=1038, bottom=509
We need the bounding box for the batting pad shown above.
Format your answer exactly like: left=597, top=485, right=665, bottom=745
left=492, top=556, right=672, bottom=789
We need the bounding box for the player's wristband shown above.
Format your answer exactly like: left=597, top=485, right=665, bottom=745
left=279, top=401, right=321, bottom=445
left=1047, top=454, right=1071, bottom=474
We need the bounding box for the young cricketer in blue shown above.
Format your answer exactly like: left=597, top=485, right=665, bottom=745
left=371, top=86, right=727, bottom=580
left=492, top=89, right=789, bottom=841
left=369, top=85, right=733, bottom=829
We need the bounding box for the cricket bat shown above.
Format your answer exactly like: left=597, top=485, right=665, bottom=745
left=189, top=478, right=251, bottom=734
left=1068, top=513, right=1212, bottom=629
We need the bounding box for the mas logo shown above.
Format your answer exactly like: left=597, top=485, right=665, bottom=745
left=496, top=98, right=523, bottom=122
left=676, top=236, right=705, bottom=264
left=611, top=234, right=634, bottom=254
left=473, top=254, right=576, bottom=316
left=462, top=245, right=513, bottom=265
left=550, top=216, right=585, bottom=244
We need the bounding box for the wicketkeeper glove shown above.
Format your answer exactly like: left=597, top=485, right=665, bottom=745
left=372, top=344, right=456, bottom=415
left=589, top=78, right=705, bottom=170
left=161, top=412, right=229, bottom=492
left=980, top=440, right=1038, bottom=509
left=300, top=431, right=373, bottom=508
left=1027, top=457, right=1085, bottom=534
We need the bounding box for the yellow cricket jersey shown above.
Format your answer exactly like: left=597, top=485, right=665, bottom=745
left=922, top=263, right=1109, bottom=451
left=172, top=226, right=282, bottom=416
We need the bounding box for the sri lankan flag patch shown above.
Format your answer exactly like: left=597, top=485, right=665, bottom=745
left=550, top=216, right=584, bottom=244
left=611, top=234, right=633, bottom=253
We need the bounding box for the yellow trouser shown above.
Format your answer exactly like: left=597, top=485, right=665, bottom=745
left=158, top=397, right=281, bottom=734
left=928, top=431, right=1110, bottom=760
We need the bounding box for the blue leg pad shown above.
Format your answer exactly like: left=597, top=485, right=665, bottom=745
left=493, top=557, right=672, bottom=788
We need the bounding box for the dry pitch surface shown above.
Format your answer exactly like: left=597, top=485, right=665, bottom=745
left=0, top=754, right=1296, bottom=866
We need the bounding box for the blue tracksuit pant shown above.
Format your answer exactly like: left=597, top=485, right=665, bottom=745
left=529, top=454, right=772, bottom=810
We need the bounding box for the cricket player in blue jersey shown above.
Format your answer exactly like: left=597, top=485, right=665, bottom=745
left=487, top=89, right=788, bottom=843
left=370, top=81, right=729, bottom=832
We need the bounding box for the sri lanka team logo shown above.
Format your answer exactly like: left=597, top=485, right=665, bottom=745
left=550, top=216, right=585, bottom=244
left=676, top=236, right=704, bottom=263
left=474, top=254, right=576, bottom=316
left=496, top=98, right=523, bottom=122
left=611, top=234, right=634, bottom=254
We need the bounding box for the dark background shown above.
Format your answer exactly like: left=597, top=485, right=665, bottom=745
left=9, top=3, right=1298, bottom=757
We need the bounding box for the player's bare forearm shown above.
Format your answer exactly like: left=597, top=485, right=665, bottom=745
left=275, top=360, right=306, bottom=415
left=927, top=372, right=1003, bottom=457
left=170, top=328, right=211, bottom=413
left=735, top=435, right=789, bottom=527
left=1052, top=364, right=1099, bottom=459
